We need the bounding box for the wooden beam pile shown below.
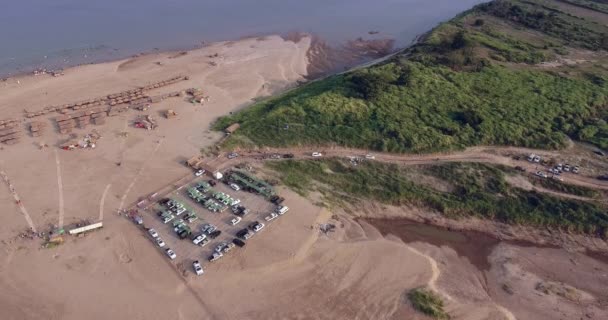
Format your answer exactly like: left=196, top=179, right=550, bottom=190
left=0, top=119, right=21, bottom=145
left=29, top=121, right=47, bottom=137
left=55, top=115, right=76, bottom=134
left=24, top=75, right=189, bottom=118
left=55, top=106, right=110, bottom=133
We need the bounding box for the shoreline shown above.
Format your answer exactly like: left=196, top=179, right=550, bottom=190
left=1, top=32, right=400, bottom=83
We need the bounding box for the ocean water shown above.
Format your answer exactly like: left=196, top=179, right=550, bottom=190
left=0, top=0, right=486, bottom=76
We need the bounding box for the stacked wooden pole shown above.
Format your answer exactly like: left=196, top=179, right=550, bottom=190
left=0, top=119, right=21, bottom=145
left=29, top=121, right=47, bottom=137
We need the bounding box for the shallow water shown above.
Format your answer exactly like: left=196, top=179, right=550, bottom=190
left=0, top=0, right=486, bottom=76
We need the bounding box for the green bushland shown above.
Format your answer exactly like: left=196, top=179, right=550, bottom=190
left=267, top=159, right=608, bottom=237
left=408, top=288, right=450, bottom=319
left=215, top=0, right=608, bottom=152
left=531, top=176, right=602, bottom=198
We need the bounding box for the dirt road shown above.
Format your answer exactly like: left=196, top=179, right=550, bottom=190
left=206, top=145, right=608, bottom=191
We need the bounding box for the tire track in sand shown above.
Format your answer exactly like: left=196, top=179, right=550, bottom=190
left=118, top=139, right=164, bottom=210
left=98, top=184, right=111, bottom=221
left=54, top=149, right=65, bottom=228
left=0, top=170, right=37, bottom=232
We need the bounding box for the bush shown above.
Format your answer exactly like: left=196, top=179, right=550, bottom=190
left=408, top=288, right=450, bottom=319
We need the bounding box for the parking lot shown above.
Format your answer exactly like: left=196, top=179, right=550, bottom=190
left=136, top=175, right=281, bottom=276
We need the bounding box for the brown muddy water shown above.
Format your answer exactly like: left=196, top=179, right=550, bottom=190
left=365, top=218, right=608, bottom=271
left=365, top=218, right=500, bottom=270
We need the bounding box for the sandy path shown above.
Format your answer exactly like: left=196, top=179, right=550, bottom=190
left=53, top=149, right=65, bottom=228
left=98, top=184, right=111, bottom=221
left=0, top=170, right=37, bottom=232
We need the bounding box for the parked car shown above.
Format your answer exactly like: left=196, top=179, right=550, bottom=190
left=572, top=166, right=580, bottom=174
left=195, top=169, right=205, bottom=177
left=533, top=155, right=541, bottom=163
left=312, top=152, right=322, bottom=157
left=230, top=183, right=241, bottom=191
left=223, top=242, right=235, bottom=253
left=563, top=164, right=571, bottom=172
left=227, top=152, right=239, bottom=159
left=265, top=212, right=279, bottom=222
left=249, top=221, right=265, bottom=232
left=598, top=175, right=608, bottom=181
left=514, top=166, right=526, bottom=172
left=201, top=224, right=217, bottom=234
left=236, top=228, right=254, bottom=240
left=230, top=216, right=242, bottom=225
left=208, top=230, right=222, bottom=239
left=193, top=260, right=204, bottom=275
left=233, top=238, right=246, bottom=247
left=209, top=251, right=223, bottom=262
left=156, top=237, right=166, bottom=247
left=535, top=171, right=547, bottom=178
left=594, top=150, right=605, bottom=156
left=148, top=228, right=159, bottom=238
left=165, top=248, right=176, bottom=260
left=192, top=234, right=207, bottom=245
left=276, top=206, right=289, bottom=215
left=553, top=175, right=564, bottom=181
left=133, top=215, right=143, bottom=225
left=365, top=154, right=375, bottom=160
left=527, top=154, right=535, bottom=162
left=214, top=242, right=228, bottom=253
left=283, top=153, right=294, bottom=159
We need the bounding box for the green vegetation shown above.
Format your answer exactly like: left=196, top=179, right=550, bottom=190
left=408, top=288, right=450, bottom=319
left=268, top=159, right=608, bottom=237
left=531, top=176, right=602, bottom=197
left=215, top=0, right=608, bottom=152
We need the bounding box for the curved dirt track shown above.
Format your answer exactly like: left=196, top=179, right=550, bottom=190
left=208, top=145, right=608, bottom=192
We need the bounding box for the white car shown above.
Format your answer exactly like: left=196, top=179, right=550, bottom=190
left=165, top=248, right=176, bottom=260
left=563, top=164, right=571, bottom=172
left=175, top=207, right=187, bottom=216
left=148, top=228, right=159, bottom=238
left=253, top=222, right=265, bottom=232
left=156, top=237, right=166, bottom=247
left=230, top=183, right=241, bottom=191
left=264, top=212, right=278, bottom=222
left=162, top=214, right=175, bottom=224
left=312, top=152, right=322, bottom=157
left=195, top=169, right=205, bottom=177
left=209, top=251, right=223, bottom=262
left=192, top=234, right=207, bottom=245
left=276, top=206, right=289, bottom=215
left=572, top=166, right=580, bottom=174
left=533, top=155, right=541, bottom=163
left=230, top=216, right=242, bottom=225
left=193, top=260, right=204, bottom=275
left=365, top=154, right=375, bottom=160
left=553, top=175, right=564, bottom=181
left=535, top=171, right=547, bottom=178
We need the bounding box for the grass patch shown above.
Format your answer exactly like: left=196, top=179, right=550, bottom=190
left=531, top=177, right=602, bottom=197
left=268, top=159, right=608, bottom=237
left=408, top=288, right=450, bottom=319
